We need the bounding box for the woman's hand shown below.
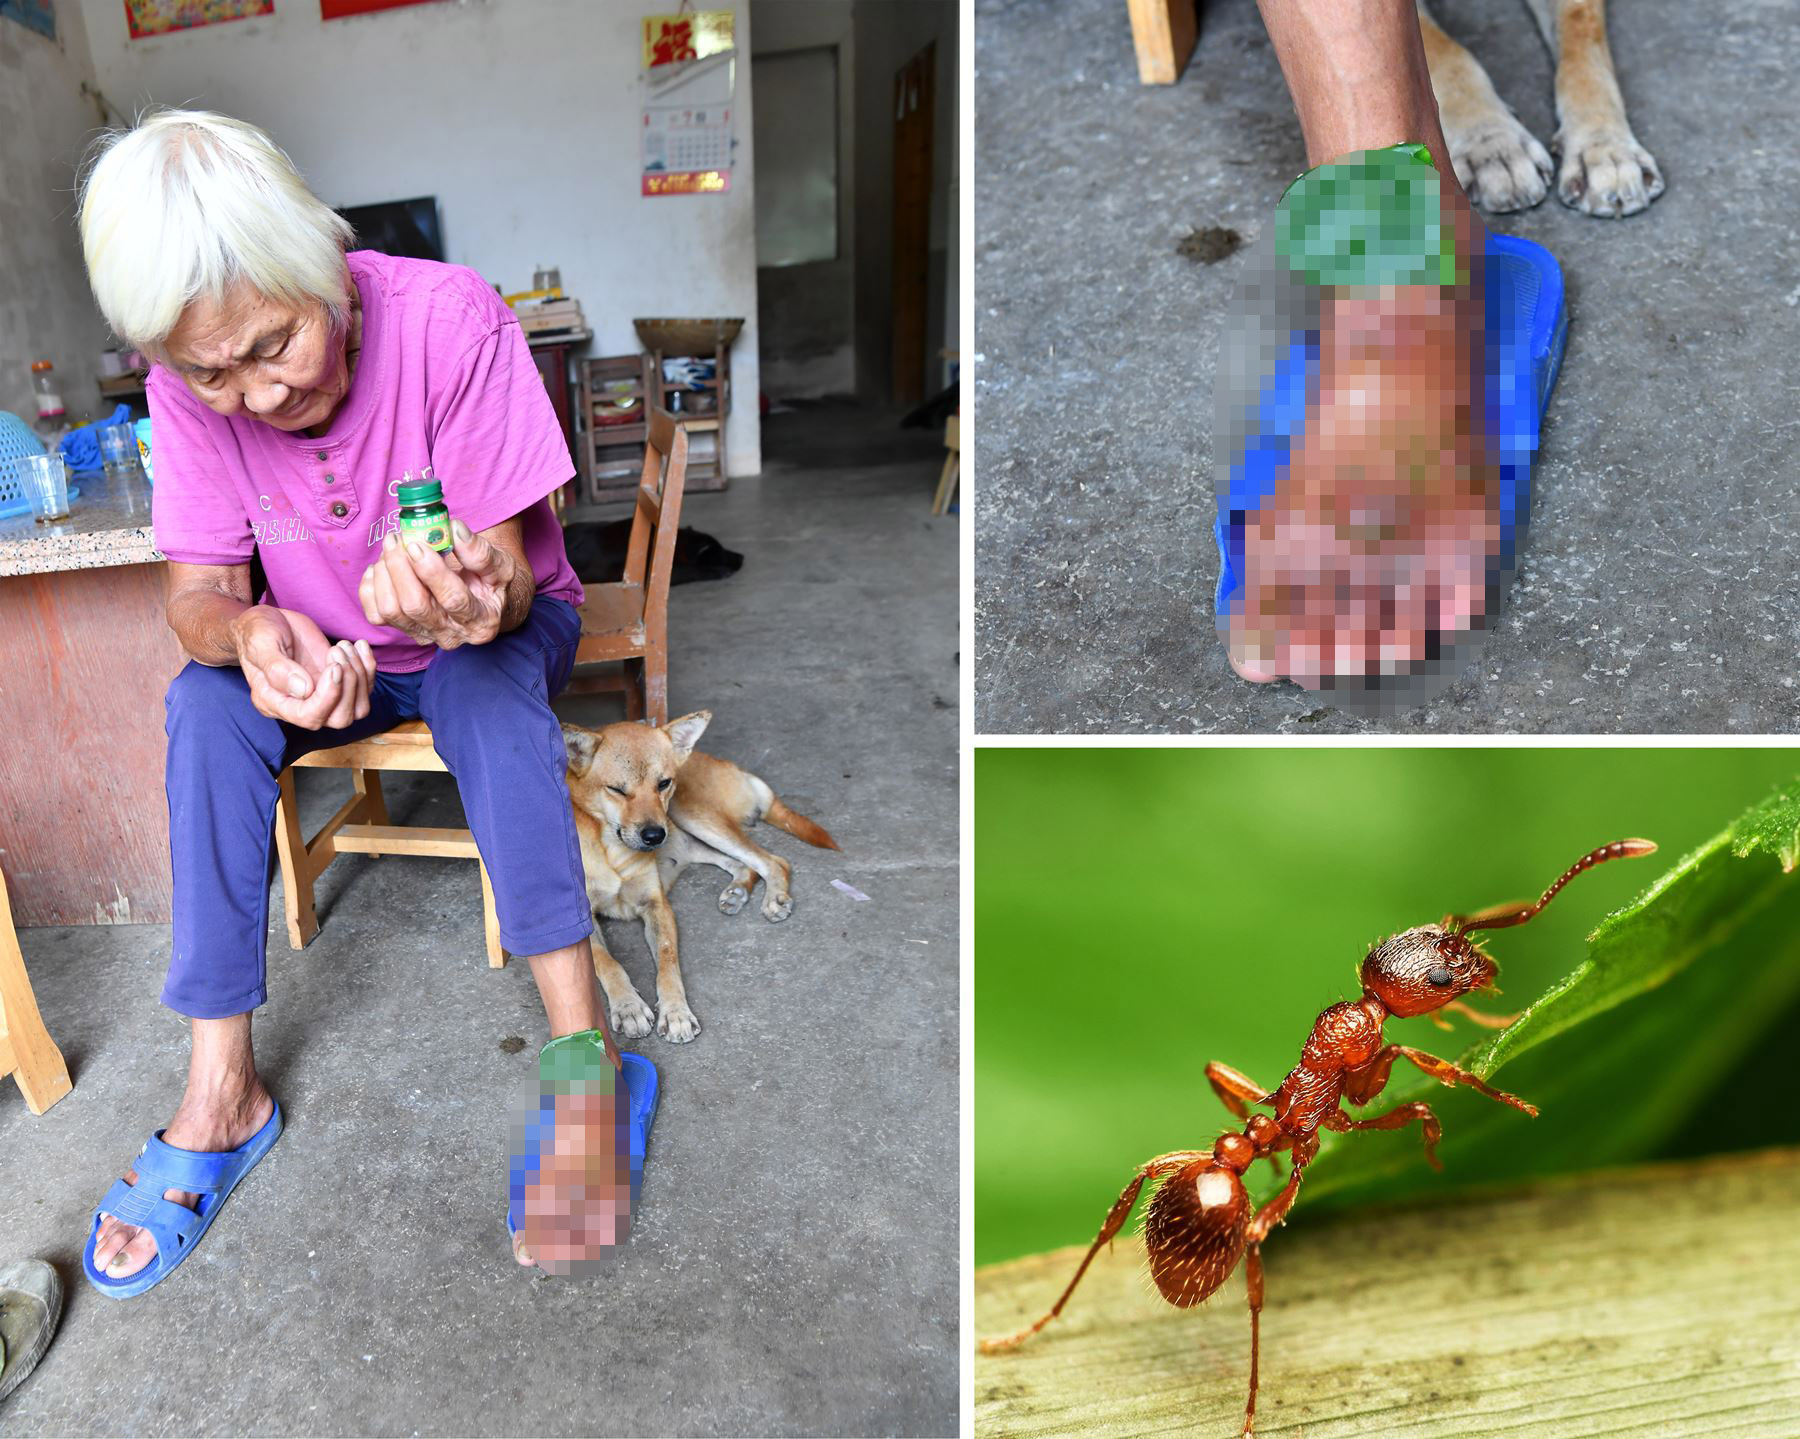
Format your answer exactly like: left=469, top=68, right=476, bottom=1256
left=358, top=520, right=521, bottom=650
left=231, top=605, right=376, bottom=730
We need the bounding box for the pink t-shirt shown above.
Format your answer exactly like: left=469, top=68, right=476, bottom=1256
left=149, top=249, right=584, bottom=673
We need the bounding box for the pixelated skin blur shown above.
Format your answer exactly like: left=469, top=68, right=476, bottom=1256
left=1214, top=148, right=1516, bottom=713
left=507, top=1057, right=639, bottom=1276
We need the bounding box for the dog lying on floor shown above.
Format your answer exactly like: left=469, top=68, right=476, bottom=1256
left=561, top=711, right=840, bottom=1043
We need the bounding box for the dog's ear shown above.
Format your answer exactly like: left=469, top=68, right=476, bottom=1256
left=561, top=723, right=600, bottom=775
left=664, top=710, right=711, bottom=760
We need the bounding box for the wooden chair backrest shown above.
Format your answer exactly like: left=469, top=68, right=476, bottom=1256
left=622, top=407, right=689, bottom=615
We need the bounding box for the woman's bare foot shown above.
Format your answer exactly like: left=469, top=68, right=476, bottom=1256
left=1228, top=254, right=1497, bottom=686
left=1227, top=155, right=1496, bottom=688
left=511, top=1088, right=631, bottom=1272
left=91, top=1080, right=276, bottom=1279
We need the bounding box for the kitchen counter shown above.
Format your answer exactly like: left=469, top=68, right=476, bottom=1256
left=0, top=466, right=160, bottom=578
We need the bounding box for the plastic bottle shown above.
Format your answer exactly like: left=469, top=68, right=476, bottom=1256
left=30, top=360, right=67, bottom=444
left=396, top=477, right=454, bottom=553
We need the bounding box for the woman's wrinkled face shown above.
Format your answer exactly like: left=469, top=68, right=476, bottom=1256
left=162, top=281, right=350, bottom=433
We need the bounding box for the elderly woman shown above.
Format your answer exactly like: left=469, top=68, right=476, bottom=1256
left=77, top=109, right=634, bottom=1293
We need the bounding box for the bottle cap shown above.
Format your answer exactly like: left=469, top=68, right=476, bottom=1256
left=396, top=479, right=444, bottom=506
left=31, top=360, right=53, bottom=372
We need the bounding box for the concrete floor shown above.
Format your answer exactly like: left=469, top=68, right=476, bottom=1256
left=974, top=0, right=1800, bottom=734
left=0, top=405, right=960, bottom=1436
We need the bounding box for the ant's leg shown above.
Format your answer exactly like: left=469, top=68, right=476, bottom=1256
left=1241, top=1243, right=1264, bottom=1438
left=1322, top=1101, right=1445, bottom=1171
left=978, top=1151, right=1210, bottom=1353
left=1442, top=998, right=1521, bottom=1030
left=1342, top=1047, right=1401, bottom=1107
left=1206, top=1061, right=1272, bottom=1121
left=1388, top=1044, right=1539, bottom=1116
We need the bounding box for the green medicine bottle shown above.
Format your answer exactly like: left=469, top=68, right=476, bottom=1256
left=396, top=477, right=453, bottom=553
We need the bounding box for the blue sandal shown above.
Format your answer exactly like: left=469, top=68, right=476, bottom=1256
left=82, top=1101, right=283, bottom=1300
left=508, top=1049, right=658, bottom=1245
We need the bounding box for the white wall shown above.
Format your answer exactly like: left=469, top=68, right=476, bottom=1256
left=76, top=0, right=762, bottom=475
left=0, top=9, right=114, bottom=429
left=752, top=0, right=856, bottom=399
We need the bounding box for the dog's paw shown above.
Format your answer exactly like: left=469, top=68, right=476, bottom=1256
left=1447, top=115, right=1553, bottom=214
left=1554, top=127, right=1664, bottom=217
left=719, top=882, right=750, bottom=916
left=609, top=993, right=655, bottom=1040
left=761, top=892, right=793, bottom=923
left=656, top=1001, right=701, bottom=1043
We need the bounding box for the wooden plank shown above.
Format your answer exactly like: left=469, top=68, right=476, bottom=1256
left=294, top=738, right=448, bottom=772
left=331, top=824, right=481, bottom=859
left=0, top=563, right=187, bottom=925
left=976, top=1147, right=1800, bottom=1436
left=1127, top=0, right=1198, bottom=85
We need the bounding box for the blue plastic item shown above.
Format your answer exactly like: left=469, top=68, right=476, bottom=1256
left=82, top=1101, right=284, bottom=1300
left=0, top=413, right=80, bottom=521
left=57, top=402, right=134, bottom=476
left=1214, top=229, right=1568, bottom=620
left=508, top=1050, right=659, bottom=1243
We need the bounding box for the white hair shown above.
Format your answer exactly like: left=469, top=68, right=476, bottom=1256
left=79, top=108, right=355, bottom=352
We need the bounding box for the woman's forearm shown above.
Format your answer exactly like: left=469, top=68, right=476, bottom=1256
left=164, top=569, right=253, bottom=669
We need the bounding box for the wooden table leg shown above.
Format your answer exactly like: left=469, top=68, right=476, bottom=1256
left=0, top=867, right=73, bottom=1116
left=1127, top=0, right=1199, bottom=84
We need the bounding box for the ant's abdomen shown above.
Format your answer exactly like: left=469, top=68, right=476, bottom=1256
left=1143, top=1159, right=1249, bottom=1308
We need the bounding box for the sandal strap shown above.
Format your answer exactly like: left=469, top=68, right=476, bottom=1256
left=94, top=1178, right=205, bottom=1260
left=131, top=1129, right=244, bottom=1195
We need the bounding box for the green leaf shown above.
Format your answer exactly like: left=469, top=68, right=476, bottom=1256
left=1256, top=777, right=1800, bottom=1213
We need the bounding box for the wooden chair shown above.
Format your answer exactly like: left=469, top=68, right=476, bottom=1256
left=564, top=406, right=689, bottom=725
left=0, top=863, right=73, bottom=1116
left=269, top=410, right=690, bottom=970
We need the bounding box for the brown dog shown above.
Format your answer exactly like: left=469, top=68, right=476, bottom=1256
left=560, top=711, right=840, bottom=1043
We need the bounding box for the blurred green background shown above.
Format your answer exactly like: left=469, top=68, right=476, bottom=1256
left=975, top=747, right=1800, bottom=1268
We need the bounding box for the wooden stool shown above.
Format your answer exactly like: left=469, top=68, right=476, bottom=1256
left=0, top=864, right=73, bottom=1115
left=273, top=721, right=505, bottom=969
left=1127, top=0, right=1198, bottom=84
left=932, top=413, right=960, bottom=516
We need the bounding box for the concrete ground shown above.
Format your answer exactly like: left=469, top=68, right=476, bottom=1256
left=0, top=405, right=959, bottom=1436
left=974, top=0, right=1800, bottom=734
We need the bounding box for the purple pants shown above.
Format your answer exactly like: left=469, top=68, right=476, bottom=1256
left=161, top=596, right=592, bottom=1019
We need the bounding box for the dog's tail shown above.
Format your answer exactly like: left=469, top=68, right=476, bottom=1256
left=765, top=797, right=841, bottom=851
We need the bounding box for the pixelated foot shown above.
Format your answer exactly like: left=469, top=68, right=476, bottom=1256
left=1446, top=113, right=1553, bottom=213
left=512, top=1087, right=629, bottom=1270
left=1226, top=156, right=1498, bottom=691
left=656, top=1000, right=700, bottom=1043
left=1554, top=127, right=1664, bottom=216
left=761, top=890, right=793, bottom=923
left=607, top=992, right=655, bottom=1040
left=1229, top=285, right=1498, bottom=688
left=719, top=881, right=751, bottom=916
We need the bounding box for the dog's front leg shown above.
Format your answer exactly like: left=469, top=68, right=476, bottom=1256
left=1529, top=0, right=1664, bottom=215
left=642, top=898, right=700, bottom=1043
left=589, top=928, right=655, bottom=1040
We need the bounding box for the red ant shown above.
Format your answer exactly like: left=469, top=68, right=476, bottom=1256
left=978, top=839, right=1656, bottom=1436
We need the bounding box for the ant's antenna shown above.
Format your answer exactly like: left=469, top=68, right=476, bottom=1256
left=1450, top=839, right=1657, bottom=936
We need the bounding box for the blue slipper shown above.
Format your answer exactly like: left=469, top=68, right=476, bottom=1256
left=82, top=1101, right=283, bottom=1300
left=507, top=1051, right=658, bottom=1243
left=1214, top=228, right=1568, bottom=629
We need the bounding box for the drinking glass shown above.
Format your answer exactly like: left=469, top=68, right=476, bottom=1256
left=19, top=453, right=72, bottom=523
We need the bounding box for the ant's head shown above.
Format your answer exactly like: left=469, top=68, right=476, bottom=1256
left=1360, top=926, right=1496, bottom=1018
